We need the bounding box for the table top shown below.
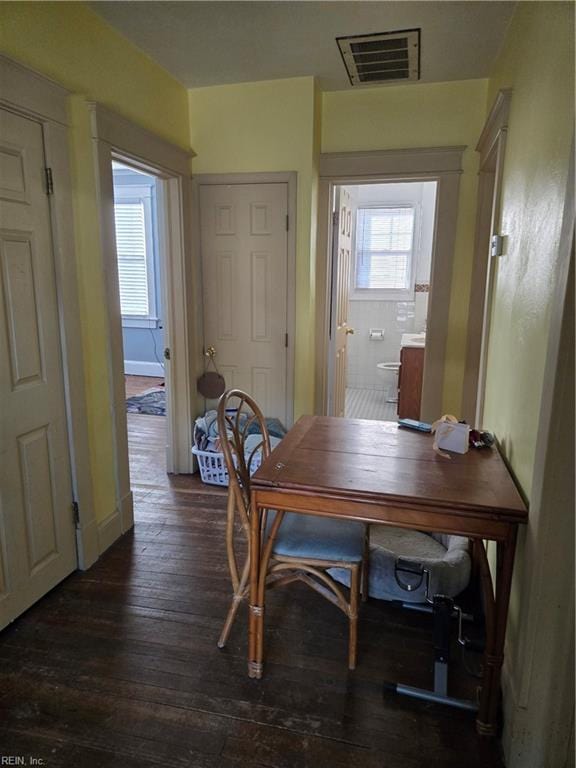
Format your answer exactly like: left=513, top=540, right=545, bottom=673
left=252, top=416, right=528, bottom=522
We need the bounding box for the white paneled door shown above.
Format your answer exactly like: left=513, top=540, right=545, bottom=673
left=332, top=186, right=357, bottom=417
left=200, top=183, right=289, bottom=423
left=0, top=108, right=77, bottom=630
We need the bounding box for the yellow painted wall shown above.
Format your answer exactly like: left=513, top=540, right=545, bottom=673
left=481, top=5, right=574, bottom=749
left=0, top=2, right=189, bottom=148
left=322, top=79, right=488, bottom=413
left=483, top=1, right=574, bottom=498
left=189, top=78, right=319, bottom=417
left=0, top=3, right=191, bottom=523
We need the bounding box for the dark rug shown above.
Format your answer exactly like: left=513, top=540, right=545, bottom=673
left=126, top=388, right=166, bottom=416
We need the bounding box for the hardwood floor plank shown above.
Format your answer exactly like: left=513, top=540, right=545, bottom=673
left=0, top=413, right=504, bottom=767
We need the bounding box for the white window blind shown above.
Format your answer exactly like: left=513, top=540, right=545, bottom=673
left=355, top=206, right=415, bottom=291
left=114, top=201, right=150, bottom=317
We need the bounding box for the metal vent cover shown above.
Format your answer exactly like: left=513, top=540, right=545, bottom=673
left=337, top=29, right=420, bottom=86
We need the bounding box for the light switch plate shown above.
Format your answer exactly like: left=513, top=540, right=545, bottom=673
left=491, top=234, right=504, bottom=257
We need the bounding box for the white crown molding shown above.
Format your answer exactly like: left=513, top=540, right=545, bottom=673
left=320, top=146, right=466, bottom=178
left=0, top=54, right=70, bottom=125
left=89, top=102, right=195, bottom=176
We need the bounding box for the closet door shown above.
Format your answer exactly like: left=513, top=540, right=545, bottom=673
left=0, top=107, right=77, bottom=630
left=200, top=182, right=289, bottom=423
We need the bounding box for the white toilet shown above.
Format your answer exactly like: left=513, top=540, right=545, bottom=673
left=377, top=361, right=401, bottom=403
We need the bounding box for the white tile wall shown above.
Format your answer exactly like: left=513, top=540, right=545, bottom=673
left=346, top=296, right=428, bottom=390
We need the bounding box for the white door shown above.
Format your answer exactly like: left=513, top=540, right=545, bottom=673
left=200, top=182, right=289, bottom=422
left=0, top=108, right=77, bottom=630
left=330, top=186, right=357, bottom=417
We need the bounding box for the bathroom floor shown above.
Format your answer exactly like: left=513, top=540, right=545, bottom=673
left=345, top=388, right=398, bottom=421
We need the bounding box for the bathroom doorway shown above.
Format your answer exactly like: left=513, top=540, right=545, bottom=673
left=329, top=180, right=437, bottom=422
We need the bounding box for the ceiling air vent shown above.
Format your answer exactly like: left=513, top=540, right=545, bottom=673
left=337, top=29, right=420, bottom=86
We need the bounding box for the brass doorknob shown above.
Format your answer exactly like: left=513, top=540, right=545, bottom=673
left=345, top=327, right=355, bottom=335
left=204, top=346, right=216, bottom=358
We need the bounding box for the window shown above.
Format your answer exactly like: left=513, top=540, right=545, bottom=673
left=113, top=182, right=159, bottom=326
left=354, top=206, right=416, bottom=297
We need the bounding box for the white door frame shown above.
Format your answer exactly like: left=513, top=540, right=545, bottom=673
left=90, top=104, right=196, bottom=543
left=462, top=90, right=512, bottom=426
left=193, top=172, right=297, bottom=427
left=315, top=147, right=465, bottom=422
left=0, top=55, right=97, bottom=568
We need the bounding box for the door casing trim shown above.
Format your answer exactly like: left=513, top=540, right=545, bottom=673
left=315, top=147, right=465, bottom=421
left=89, top=103, right=197, bottom=551
left=462, top=90, right=512, bottom=425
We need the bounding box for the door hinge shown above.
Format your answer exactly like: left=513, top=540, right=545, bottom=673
left=332, top=210, right=339, bottom=226
left=164, top=347, right=171, bottom=361
left=286, top=214, right=289, bottom=232
left=72, top=501, right=80, bottom=525
left=285, top=332, right=289, bottom=348
left=45, top=167, right=54, bottom=196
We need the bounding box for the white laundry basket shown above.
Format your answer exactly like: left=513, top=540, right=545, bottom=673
left=192, top=447, right=231, bottom=486
left=192, top=439, right=268, bottom=486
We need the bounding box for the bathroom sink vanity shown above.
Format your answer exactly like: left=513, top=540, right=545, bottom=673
left=398, top=333, right=426, bottom=419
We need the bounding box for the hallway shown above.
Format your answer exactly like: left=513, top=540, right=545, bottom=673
left=0, top=416, right=503, bottom=768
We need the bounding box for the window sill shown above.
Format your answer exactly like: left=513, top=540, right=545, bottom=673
left=122, top=316, right=162, bottom=329
left=350, top=290, right=415, bottom=302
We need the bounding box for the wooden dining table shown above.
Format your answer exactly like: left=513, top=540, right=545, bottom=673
left=249, top=415, right=528, bottom=735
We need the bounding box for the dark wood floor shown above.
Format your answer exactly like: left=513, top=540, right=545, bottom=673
left=0, top=415, right=504, bottom=768
left=125, top=374, right=165, bottom=398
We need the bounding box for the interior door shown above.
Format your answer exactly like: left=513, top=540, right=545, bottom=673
left=200, top=182, right=289, bottom=423
left=331, top=186, right=357, bottom=417
left=0, top=108, right=77, bottom=630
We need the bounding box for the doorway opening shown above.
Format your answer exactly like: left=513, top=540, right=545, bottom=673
left=328, top=180, right=437, bottom=421
left=112, top=160, right=169, bottom=487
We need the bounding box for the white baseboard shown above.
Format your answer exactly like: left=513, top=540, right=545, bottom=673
left=120, top=491, right=134, bottom=532
left=76, top=519, right=99, bottom=570
left=97, top=508, right=122, bottom=555
left=94, top=492, right=134, bottom=559
left=124, top=360, right=164, bottom=377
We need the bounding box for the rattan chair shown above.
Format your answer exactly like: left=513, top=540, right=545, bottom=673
left=216, top=389, right=368, bottom=670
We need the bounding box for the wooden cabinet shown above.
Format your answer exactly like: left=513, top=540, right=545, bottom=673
left=398, top=346, right=424, bottom=419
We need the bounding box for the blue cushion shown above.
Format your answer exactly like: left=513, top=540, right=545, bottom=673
left=267, top=512, right=365, bottom=562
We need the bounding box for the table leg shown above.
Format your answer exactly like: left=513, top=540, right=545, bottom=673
left=248, top=492, right=263, bottom=679
left=476, top=526, right=518, bottom=735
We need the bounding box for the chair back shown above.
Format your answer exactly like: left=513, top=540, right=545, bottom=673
left=217, top=389, right=272, bottom=531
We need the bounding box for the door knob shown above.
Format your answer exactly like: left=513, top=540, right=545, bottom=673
left=345, top=328, right=355, bottom=335
left=204, top=346, right=216, bottom=358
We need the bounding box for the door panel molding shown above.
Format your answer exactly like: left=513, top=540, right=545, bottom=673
left=316, top=148, right=464, bottom=421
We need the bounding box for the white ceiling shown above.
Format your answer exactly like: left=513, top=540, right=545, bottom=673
left=92, top=1, right=516, bottom=91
